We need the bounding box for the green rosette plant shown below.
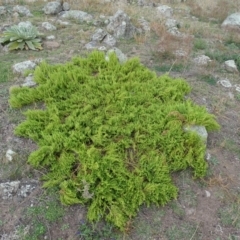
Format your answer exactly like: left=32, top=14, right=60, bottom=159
left=9, top=51, right=220, bottom=230
left=0, top=24, right=43, bottom=51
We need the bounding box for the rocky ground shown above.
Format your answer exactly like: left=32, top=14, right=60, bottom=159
left=0, top=0, right=240, bottom=239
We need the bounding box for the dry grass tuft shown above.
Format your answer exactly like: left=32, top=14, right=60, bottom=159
left=206, top=174, right=231, bottom=188
left=204, top=173, right=240, bottom=202
left=186, top=0, right=236, bottom=23
left=64, top=0, right=115, bottom=15
left=150, top=21, right=193, bottom=62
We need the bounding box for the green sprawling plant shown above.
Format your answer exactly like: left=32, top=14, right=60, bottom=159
left=0, top=25, right=43, bottom=51
left=9, top=51, right=220, bottom=230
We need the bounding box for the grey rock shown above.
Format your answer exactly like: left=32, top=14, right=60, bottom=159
left=205, top=152, right=211, bottom=161
left=1, top=226, right=30, bottom=240
left=5, top=149, right=16, bottom=162
left=107, top=10, right=139, bottom=39
left=104, top=19, right=110, bottom=25
left=18, top=21, right=33, bottom=28
left=156, top=5, right=173, bottom=18
left=0, top=6, right=6, bottom=15
left=13, top=5, right=33, bottom=17
left=106, top=47, right=127, bottom=63
left=12, top=12, right=19, bottom=22
left=138, top=0, right=146, bottom=6
left=91, top=28, right=108, bottom=42
left=168, top=27, right=182, bottom=36
left=62, top=2, right=70, bottom=11
left=85, top=31, right=116, bottom=50
left=18, top=182, right=37, bottom=198
left=42, top=22, right=57, bottom=31
left=43, top=40, right=60, bottom=49
left=92, top=19, right=104, bottom=26
left=184, top=125, right=208, bottom=143
left=205, top=190, right=211, bottom=197
left=43, top=1, right=62, bottom=15
left=218, top=79, right=232, bottom=88
left=235, top=84, right=240, bottom=92
left=138, top=17, right=150, bottom=33
left=60, top=10, right=93, bottom=22
left=85, top=41, right=98, bottom=50
left=222, top=12, right=240, bottom=29
left=56, top=19, right=70, bottom=26
left=12, top=60, right=37, bottom=75
left=175, top=49, right=188, bottom=58
left=102, top=34, right=116, bottom=47
left=0, top=181, right=20, bottom=200
left=193, top=55, right=212, bottom=66
left=224, top=60, right=238, bottom=73
left=165, top=18, right=178, bottom=29
left=46, top=35, right=56, bottom=40
left=22, top=75, right=37, bottom=87
left=98, top=46, right=107, bottom=51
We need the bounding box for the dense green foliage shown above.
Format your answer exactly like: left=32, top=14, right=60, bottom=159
left=9, top=51, right=220, bottom=230
left=0, top=25, right=42, bottom=51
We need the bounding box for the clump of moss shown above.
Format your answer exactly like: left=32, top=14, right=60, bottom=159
left=9, top=51, right=220, bottom=230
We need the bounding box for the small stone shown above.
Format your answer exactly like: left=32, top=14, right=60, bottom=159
left=235, top=85, right=240, bottom=92
left=193, top=55, right=212, bottom=66
left=85, top=41, right=98, bottom=50
left=184, top=125, right=208, bottom=143
left=138, top=17, right=150, bottom=33
left=56, top=19, right=70, bottom=26
left=218, top=79, right=232, bottom=88
left=43, top=41, right=60, bottom=49
left=106, top=47, right=127, bottom=63
left=43, top=1, right=62, bottom=15
left=42, top=22, right=57, bottom=31
left=175, top=49, right=187, bottom=58
left=156, top=5, right=173, bottom=18
left=6, top=149, right=16, bottom=162
left=185, top=208, right=196, bottom=215
left=13, top=5, right=33, bottom=17
left=46, top=35, right=56, bottom=40
left=18, top=184, right=36, bottom=198
left=12, top=12, right=19, bottom=23
left=205, top=190, right=211, bottom=197
left=168, top=27, right=182, bottom=36
left=62, top=2, right=70, bottom=11
left=205, top=152, right=211, bottom=161
left=12, top=60, right=36, bottom=75
left=224, top=60, right=238, bottom=73
left=60, top=10, right=93, bottom=23
left=104, top=19, right=110, bottom=25
left=0, top=181, right=20, bottom=200
left=165, top=18, right=178, bottom=29
left=18, top=21, right=33, bottom=28
left=222, top=12, right=240, bottom=29
left=22, top=75, right=36, bottom=87
left=102, top=34, right=117, bottom=47
left=98, top=46, right=107, bottom=51
left=91, top=28, right=107, bottom=42
left=0, top=6, right=6, bottom=15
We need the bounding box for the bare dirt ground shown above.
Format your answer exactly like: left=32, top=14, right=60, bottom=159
left=0, top=0, right=240, bottom=239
